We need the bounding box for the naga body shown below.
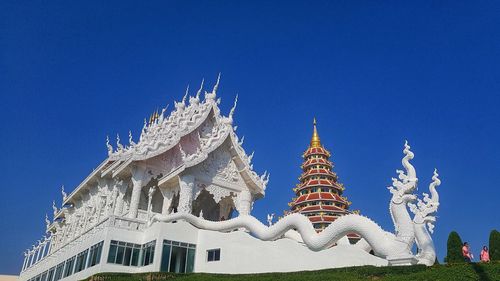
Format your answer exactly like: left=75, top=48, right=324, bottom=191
left=151, top=141, right=442, bottom=266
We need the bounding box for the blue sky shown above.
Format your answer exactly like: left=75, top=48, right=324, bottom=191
left=1, top=0, right=499, bottom=274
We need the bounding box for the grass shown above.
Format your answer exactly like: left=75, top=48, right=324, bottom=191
left=86, top=262, right=500, bottom=281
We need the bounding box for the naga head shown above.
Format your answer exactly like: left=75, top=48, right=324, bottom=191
left=409, top=169, right=441, bottom=233
left=389, top=141, right=418, bottom=204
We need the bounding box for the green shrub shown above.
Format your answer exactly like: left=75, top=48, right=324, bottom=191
left=446, top=231, right=464, bottom=263
left=84, top=264, right=500, bottom=281
left=490, top=229, right=500, bottom=261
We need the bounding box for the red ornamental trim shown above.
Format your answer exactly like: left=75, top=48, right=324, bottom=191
left=293, top=192, right=348, bottom=202
left=299, top=205, right=348, bottom=210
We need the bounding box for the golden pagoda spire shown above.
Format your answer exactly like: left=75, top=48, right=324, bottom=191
left=310, top=117, right=321, bottom=148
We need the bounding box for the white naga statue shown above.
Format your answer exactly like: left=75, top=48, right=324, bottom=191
left=152, top=141, right=441, bottom=266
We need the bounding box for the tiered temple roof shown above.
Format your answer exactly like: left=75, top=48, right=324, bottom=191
left=289, top=119, right=358, bottom=235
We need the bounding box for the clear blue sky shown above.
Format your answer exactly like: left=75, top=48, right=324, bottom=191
left=1, top=0, right=499, bottom=274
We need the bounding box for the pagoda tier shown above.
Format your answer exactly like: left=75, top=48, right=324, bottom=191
left=289, top=119, right=358, bottom=238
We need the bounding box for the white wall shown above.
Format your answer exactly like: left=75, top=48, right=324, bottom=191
left=20, top=220, right=388, bottom=281
left=194, top=225, right=388, bottom=273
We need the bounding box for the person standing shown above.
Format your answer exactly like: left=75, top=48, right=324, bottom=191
left=462, top=242, right=473, bottom=262
left=480, top=246, right=490, bottom=263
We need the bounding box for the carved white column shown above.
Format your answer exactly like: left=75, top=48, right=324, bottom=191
left=147, top=186, right=156, bottom=218
left=114, top=181, right=128, bottom=216
left=129, top=165, right=148, bottom=219
left=237, top=189, right=252, bottom=216
left=162, top=189, right=175, bottom=215
left=178, top=175, right=194, bottom=214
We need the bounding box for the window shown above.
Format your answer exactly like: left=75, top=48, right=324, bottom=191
left=46, top=267, right=55, bottom=281
left=87, top=241, right=103, bottom=268
left=141, top=240, right=156, bottom=266
left=107, top=240, right=155, bottom=267
left=40, top=271, right=47, bottom=281
left=207, top=249, right=221, bottom=262
left=53, top=262, right=64, bottom=281
left=160, top=240, right=196, bottom=273
left=63, top=256, right=75, bottom=277
left=74, top=249, right=88, bottom=273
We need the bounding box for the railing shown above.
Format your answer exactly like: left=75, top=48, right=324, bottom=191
left=20, top=214, right=149, bottom=278
left=108, top=215, right=147, bottom=231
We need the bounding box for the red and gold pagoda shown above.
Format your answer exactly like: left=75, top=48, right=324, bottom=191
left=289, top=119, right=359, bottom=238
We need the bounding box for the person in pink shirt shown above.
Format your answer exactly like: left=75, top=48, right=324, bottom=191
left=480, top=246, right=490, bottom=263
left=462, top=242, right=472, bottom=262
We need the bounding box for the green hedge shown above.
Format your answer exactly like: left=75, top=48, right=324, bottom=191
left=86, top=263, right=500, bottom=281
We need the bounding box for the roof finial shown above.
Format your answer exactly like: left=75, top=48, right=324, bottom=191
left=196, top=78, right=204, bottom=100
left=116, top=133, right=124, bottom=150
left=183, top=85, right=189, bottom=103
left=213, top=73, right=221, bottom=95
left=128, top=130, right=136, bottom=146
left=310, top=117, right=321, bottom=148
left=106, top=135, right=113, bottom=155
left=229, top=94, right=238, bottom=119
left=61, top=185, right=67, bottom=202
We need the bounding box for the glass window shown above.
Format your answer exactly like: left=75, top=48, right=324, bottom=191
left=207, top=249, right=221, bottom=262
left=142, top=240, right=156, bottom=266
left=123, top=247, right=132, bottom=266
left=88, top=241, right=103, bottom=267
left=131, top=248, right=140, bottom=266
left=107, top=240, right=155, bottom=267
left=46, top=267, right=55, bottom=281
left=63, top=256, right=75, bottom=277
left=53, top=262, right=64, bottom=281
left=40, top=271, right=47, bottom=281
left=160, top=240, right=196, bottom=273
left=107, top=243, right=117, bottom=263
left=74, top=249, right=89, bottom=273
left=116, top=245, right=125, bottom=264
left=186, top=248, right=195, bottom=273
left=160, top=244, right=171, bottom=272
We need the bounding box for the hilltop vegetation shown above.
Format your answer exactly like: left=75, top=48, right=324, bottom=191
left=87, top=263, right=500, bottom=281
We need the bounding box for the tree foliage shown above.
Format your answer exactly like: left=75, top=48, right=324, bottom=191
left=489, top=229, right=500, bottom=261
left=445, top=231, right=464, bottom=263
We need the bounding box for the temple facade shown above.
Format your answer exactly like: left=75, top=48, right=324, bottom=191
left=19, top=76, right=443, bottom=281
left=289, top=119, right=358, bottom=236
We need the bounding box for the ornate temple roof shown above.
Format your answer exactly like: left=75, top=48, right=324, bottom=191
left=63, top=75, right=269, bottom=207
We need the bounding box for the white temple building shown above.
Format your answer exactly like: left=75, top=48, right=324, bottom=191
left=19, top=76, right=442, bottom=281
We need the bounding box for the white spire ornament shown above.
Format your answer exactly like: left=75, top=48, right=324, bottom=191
left=45, top=214, right=51, bottom=231
left=61, top=185, right=67, bottom=202
left=116, top=134, right=124, bottom=151
left=52, top=201, right=58, bottom=217
left=106, top=136, right=113, bottom=156
left=128, top=130, right=136, bottom=146
left=205, top=73, right=220, bottom=101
